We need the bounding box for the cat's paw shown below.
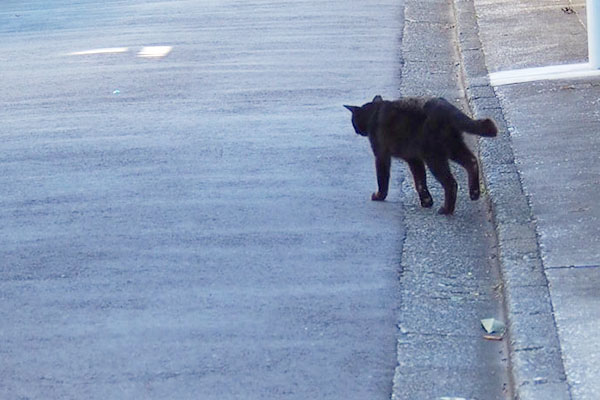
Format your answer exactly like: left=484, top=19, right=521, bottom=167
left=420, top=195, right=433, bottom=208
left=437, top=206, right=454, bottom=215
left=371, top=192, right=387, bottom=201
left=470, top=188, right=480, bottom=201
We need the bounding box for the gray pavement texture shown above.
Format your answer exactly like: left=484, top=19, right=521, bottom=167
left=454, top=0, right=600, bottom=398
left=2, top=0, right=515, bottom=398
left=2, top=0, right=598, bottom=399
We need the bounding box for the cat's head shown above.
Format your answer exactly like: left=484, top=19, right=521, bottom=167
left=344, top=95, right=383, bottom=137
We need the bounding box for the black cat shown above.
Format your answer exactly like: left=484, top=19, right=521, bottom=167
left=344, top=95, right=497, bottom=215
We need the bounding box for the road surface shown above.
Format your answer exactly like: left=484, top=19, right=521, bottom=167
left=1, top=1, right=509, bottom=399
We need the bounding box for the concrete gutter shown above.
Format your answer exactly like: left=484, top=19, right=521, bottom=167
left=451, top=0, right=572, bottom=398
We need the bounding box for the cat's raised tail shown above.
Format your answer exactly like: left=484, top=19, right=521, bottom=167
left=424, top=97, right=498, bottom=137
left=460, top=117, right=498, bottom=137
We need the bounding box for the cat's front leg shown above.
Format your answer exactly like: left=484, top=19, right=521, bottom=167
left=372, top=155, right=391, bottom=201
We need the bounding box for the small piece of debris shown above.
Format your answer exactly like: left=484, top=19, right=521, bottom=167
left=483, top=334, right=504, bottom=341
left=561, top=6, right=575, bottom=14
left=481, top=318, right=506, bottom=334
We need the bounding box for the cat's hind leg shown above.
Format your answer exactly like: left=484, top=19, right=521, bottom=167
left=407, top=159, right=433, bottom=208
left=450, top=143, right=480, bottom=201
left=425, top=156, right=457, bottom=215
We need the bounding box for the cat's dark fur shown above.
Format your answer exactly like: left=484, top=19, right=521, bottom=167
left=344, top=95, right=497, bottom=215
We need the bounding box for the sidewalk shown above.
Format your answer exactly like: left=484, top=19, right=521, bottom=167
left=454, top=0, right=600, bottom=398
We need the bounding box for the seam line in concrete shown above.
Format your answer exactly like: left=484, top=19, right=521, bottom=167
left=546, top=264, right=600, bottom=270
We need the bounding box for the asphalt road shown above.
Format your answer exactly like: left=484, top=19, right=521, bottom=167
left=2, top=1, right=404, bottom=399
left=1, top=1, right=510, bottom=399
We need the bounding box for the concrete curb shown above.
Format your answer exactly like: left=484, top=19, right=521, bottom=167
left=450, top=0, right=572, bottom=398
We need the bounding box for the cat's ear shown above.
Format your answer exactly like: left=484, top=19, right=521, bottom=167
left=344, top=105, right=359, bottom=113
left=372, top=95, right=383, bottom=102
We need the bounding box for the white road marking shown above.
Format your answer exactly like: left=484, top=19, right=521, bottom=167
left=68, top=47, right=129, bottom=56
left=137, top=46, right=172, bottom=58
